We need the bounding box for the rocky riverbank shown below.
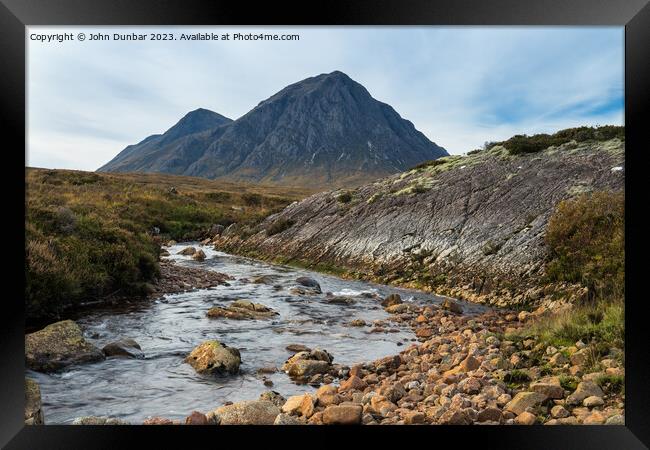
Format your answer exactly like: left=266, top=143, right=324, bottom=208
left=26, top=292, right=623, bottom=426
left=211, top=138, right=624, bottom=311
left=147, top=258, right=233, bottom=299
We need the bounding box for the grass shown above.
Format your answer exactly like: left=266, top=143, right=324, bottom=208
left=25, top=168, right=310, bottom=322
left=596, top=374, right=625, bottom=394
left=508, top=301, right=624, bottom=350
left=559, top=375, right=579, bottom=392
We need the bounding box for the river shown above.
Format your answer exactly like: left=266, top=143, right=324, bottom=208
left=27, top=242, right=487, bottom=424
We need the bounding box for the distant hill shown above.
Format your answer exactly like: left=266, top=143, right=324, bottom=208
left=98, top=71, right=448, bottom=188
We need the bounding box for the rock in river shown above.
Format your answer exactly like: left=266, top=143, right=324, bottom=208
left=185, top=341, right=241, bottom=375
left=207, top=300, right=278, bottom=320
left=25, top=320, right=105, bottom=372
left=441, top=298, right=463, bottom=314
left=381, top=293, right=402, bottom=308
left=177, top=246, right=196, bottom=256
left=295, top=276, right=321, bottom=293
left=282, top=349, right=333, bottom=379
left=102, top=338, right=144, bottom=359
left=192, top=249, right=207, bottom=261
left=25, top=378, right=44, bottom=425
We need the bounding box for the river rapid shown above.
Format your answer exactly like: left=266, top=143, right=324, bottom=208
left=28, top=242, right=488, bottom=424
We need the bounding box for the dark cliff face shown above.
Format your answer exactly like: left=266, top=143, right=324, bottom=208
left=214, top=138, right=625, bottom=308
left=98, top=71, right=448, bottom=187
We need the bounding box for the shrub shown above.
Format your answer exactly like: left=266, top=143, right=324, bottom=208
left=545, top=191, right=624, bottom=301
left=242, top=193, right=263, bottom=207
left=337, top=191, right=353, bottom=203
left=411, top=158, right=448, bottom=171
left=266, top=218, right=295, bottom=236
left=494, top=125, right=624, bottom=155
left=504, top=369, right=531, bottom=384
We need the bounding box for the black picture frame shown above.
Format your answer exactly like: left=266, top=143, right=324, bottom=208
left=2, top=0, right=648, bottom=448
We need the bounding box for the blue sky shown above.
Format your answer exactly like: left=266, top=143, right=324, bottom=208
left=27, top=26, right=624, bottom=170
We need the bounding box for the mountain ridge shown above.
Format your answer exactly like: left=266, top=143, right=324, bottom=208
left=98, top=71, right=448, bottom=188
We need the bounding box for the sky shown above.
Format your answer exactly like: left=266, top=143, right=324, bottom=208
left=27, top=26, right=624, bottom=170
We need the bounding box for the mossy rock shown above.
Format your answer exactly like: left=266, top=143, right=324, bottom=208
left=25, top=320, right=105, bottom=372
left=185, top=340, right=241, bottom=375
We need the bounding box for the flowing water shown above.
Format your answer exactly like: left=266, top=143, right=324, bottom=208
left=28, top=243, right=488, bottom=424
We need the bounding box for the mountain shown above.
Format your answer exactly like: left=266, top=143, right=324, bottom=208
left=98, top=71, right=448, bottom=187
left=97, top=108, right=233, bottom=174
left=211, top=133, right=625, bottom=309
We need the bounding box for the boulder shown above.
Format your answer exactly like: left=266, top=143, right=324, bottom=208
left=25, top=320, right=105, bottom=372
left=295, top=277, right=321, bottom=292
left=386, top=304, right=409, bottom=314
left=184, top=341, right=241, bottom=375
left=285, top=360, right=330, bottom=378
left=259, top=391, right=286, bottom=408
left=281, top=394, right=315, bottom=417
left=551, top=405, right=570, bottom=418
left=583, top=396, right=605, bottom=407
left=326, top=296, right=356, bottom=305
left=566, top=381, right=604, bottom=405
left=514, top=411, right=537, bottom=425
left=274, top=413, right=303, bottom=425
left=438, top=409, right=472, bottom=425
left=322, top=404, right=362, bottom=425
left=282, top=348, right=333, bottom=378
left=477, top=407, right=502, bottom=423
left=549, top=352, right=569, bottom=366
left=441, top=299, right=463, bottom=314
left=159, top=249, right=170, bottom=257
left=185, top=411, right=209, bottom=425
left=316, top=385, right=341, bottom=406
left=143, top=417, right=174, bottom=425
left=210, top=400, right=280, bottom=425
left=605, top=414, right=625, bottom=425
left=289, top=286, right=321, bottom=296
left=504, top=392, right=548, bottom=415
left=177, top=246, right=197, bottom=256
left=404, top=411, right=426, bottom=424
left=286, top=344, right=311, bottom=353
left=339, top=375, right=367, bottom=392
left=381, top=294, right=402, bottom=308
left=192, top=249, right=206, bottom=261
left=102, top=338, right=144, bottom=359
left=24, top=378, right=44, bottom=425
left=72, top=416, right=130, bottom=425
left=530, top=378, right=564, bottom=399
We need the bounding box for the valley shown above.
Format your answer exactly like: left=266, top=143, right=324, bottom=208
left=25, top=126, right=625, bottom=426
